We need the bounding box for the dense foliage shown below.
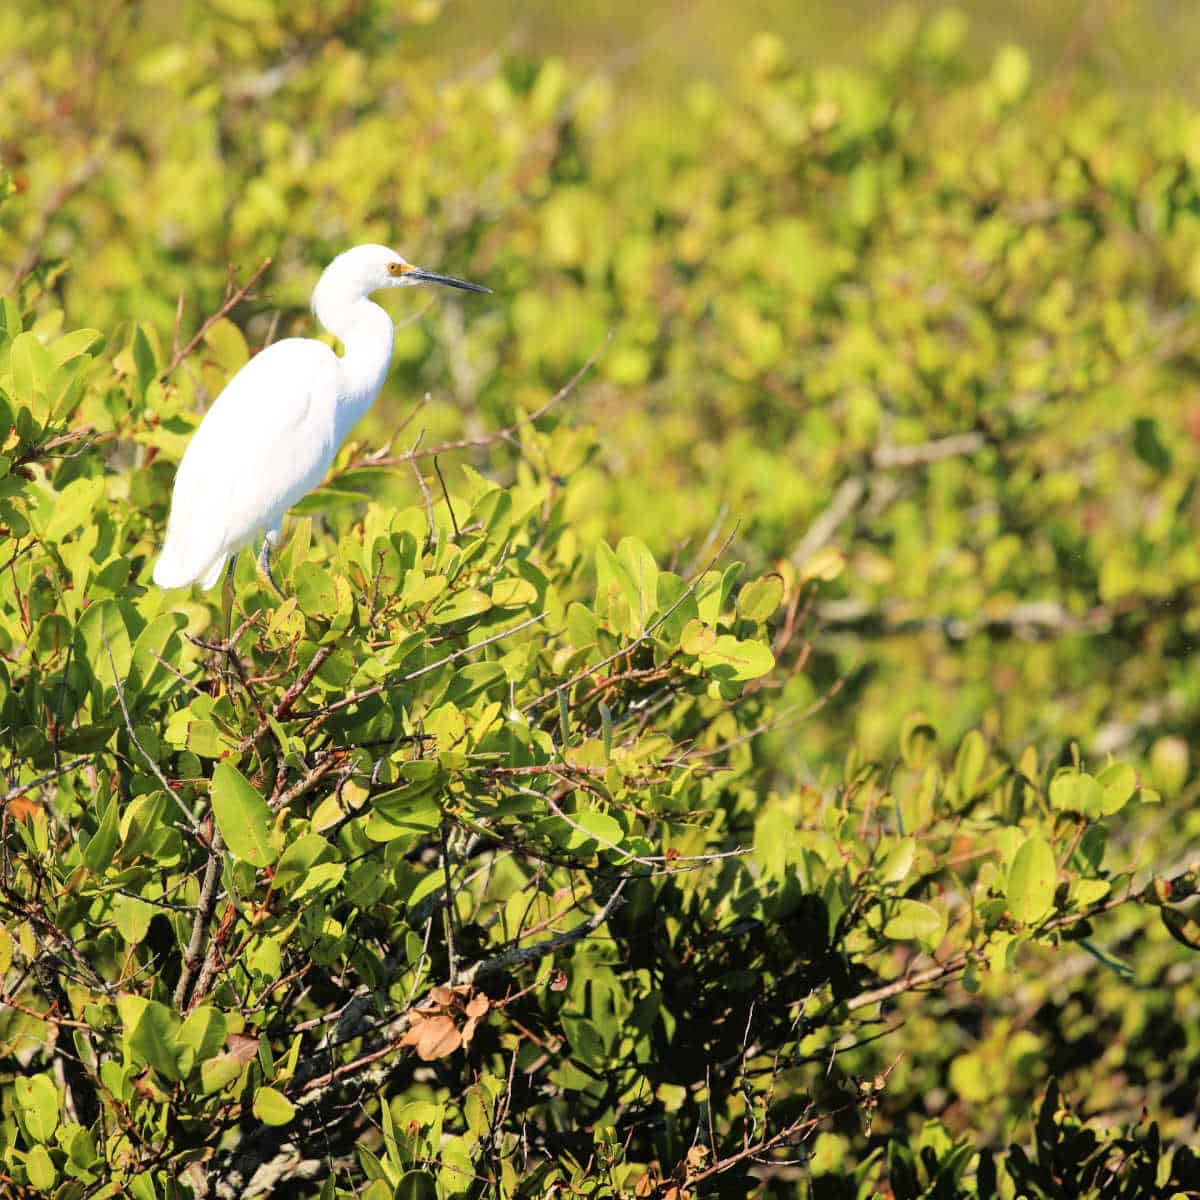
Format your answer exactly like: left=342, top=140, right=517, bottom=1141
left=1, top=4, right=1199, bottom=1197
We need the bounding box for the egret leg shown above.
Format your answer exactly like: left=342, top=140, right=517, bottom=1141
left=256, top=529, right=285, bottom=600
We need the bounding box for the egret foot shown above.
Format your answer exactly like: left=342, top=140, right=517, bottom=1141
left=257, top=538, right=286, bottom=601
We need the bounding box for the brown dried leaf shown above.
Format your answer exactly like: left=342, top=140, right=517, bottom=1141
left=226, top=1034, right=260, bottom=1065
left=548, top=969, right=568, bottom=993
left=461, top=1016, right=479, bottom=1045
left=635, top=1173, right=656, bottom=1198
left=7, top=796, right=40, bottom=822
left=465, top=993, right=490, bottom=1018
left=413, top=1014, right=462, bottom=1061
left=429, top=985, right=455, bottom=1007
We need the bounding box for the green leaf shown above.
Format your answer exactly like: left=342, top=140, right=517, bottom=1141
left=10, top=331, right=54, bottom=400
left=132, top=323, right=157, bottom=397
left=75, top=599, right=132, bottom=689
left=680, top=618, right=716, bottom=656
left=616, top=536, right=658, bottom=629
left=566, top=601, right=598, bottom=648
left=562, top=1016, right=606, bottom=1068
left=954, top=730, right=986, bottom=799
left=1048, top=770, right=1104, bottom=818
left=273, top=833, right=333, bottom=894
left=130, top=611, right=186, bottom=688
left=737, top=574, right=784, bottom=622
left=50, top=326, right=105, bottom=365
left=595, top=540, right=639, bottom=631
left=253, top=1085, right=296, bottom=1126
left=14, top=1072, right=59, bottom=1141
left=1132, top=416, right=1172, bottom=472
left=291, top=861, right=346, bottom=900
left=900, top=713, right=937, bottom=768
left=210, top=762, right=276, bottom=867
left=568, top=808, right=624, bottom=850
left=1072, top=878, right=1111, bottom=906
left=1007, top=836, right=1057, bottom=925
left=491, top=577, right=538, bottom=608
left=879, top=837, right=916, bottom=885
left=40, top=476, right=105, bottom=541
left=796, top=546, right=844, bottom=583
left=1095, top=762, right=1136, bottom=816
left=25, top=1143, right=56, bottom=1190
left=66, top=1125, right=98, bottom=1168
left=113, top=893, right=157, bottom=945
left=991, top=43, right=1031, bottom=103
left=203, top=317, right=249, bottom=373
left=396, top=1171, right=439, bottom=1200
left=429, top=588, right=492, bottom=625
left=699, top=635, right=775, bottom=681
left=883, top=899, right=943, bottom=946
left=83, top=793, right=120, bottom=875
left=201, top=1054, right=244, bottom=1095
left=128, top=1000, right=183, bottom=1081
left=178, top=1005, right=229, bottom=1065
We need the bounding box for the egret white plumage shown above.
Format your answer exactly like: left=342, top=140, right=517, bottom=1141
left=152, top=244, right=490, bottom=594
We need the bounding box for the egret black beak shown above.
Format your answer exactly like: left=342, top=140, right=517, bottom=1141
left=408, top=268, right=491, bottom=294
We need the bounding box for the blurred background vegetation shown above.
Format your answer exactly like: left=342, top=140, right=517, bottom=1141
left=438, top=0, right=1200, bottom=101
left=3, top=0, right=1200, bottom=1195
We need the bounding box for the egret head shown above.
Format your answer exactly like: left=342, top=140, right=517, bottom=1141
left=314, top=244, right=489, bottom=314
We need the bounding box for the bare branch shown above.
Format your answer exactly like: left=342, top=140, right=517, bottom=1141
left=174, top=828, right=227, bottom=1011
left=870, top=431, right=987, bottom=469
left=791, top=477, right=864, bottom=569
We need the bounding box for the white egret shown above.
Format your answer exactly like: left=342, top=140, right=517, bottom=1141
left=152, top=244, right=490, bottom=595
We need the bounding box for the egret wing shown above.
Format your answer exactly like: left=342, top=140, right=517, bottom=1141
left=153, top=338, right=340, bottom=588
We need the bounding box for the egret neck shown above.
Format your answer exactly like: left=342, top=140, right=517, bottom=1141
left=312, top=288, right=395, bottom=447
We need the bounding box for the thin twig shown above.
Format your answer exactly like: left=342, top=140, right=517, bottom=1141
left=237, top=645, right=335, bottom=753
left=403, top=611, right=548, bottom=683
left=409, top=430, right=436, bottom=548
left=441, top=819, right=459, bottom=982
left=451, top=877, right=628, bottom=989
left=103, top=632, right=201, bottom=834
left=433, top=456, right=460, bottom=538
left=160, top=257, right=273, bottom=381
left=523, top=525, right=739, bottom=713
left=1, top=756, right=89, bottom=806
left=350, top=327, right=614, bottom=470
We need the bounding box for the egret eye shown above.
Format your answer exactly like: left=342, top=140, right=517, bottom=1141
left=387, top=261, right=407, bottom=276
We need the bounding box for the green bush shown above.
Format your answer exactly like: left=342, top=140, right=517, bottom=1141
left=1, top=5, right=1199, bottom=1198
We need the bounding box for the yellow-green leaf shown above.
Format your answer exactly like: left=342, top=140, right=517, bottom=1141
left=1007, top=836, right=1056, bottom=925
left=253, top=1085, right=296, bottom=1126
left=211, top=762, right=276, bottom=867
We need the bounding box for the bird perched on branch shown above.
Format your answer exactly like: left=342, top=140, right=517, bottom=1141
left=152, top=244, right=490, bottom=595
